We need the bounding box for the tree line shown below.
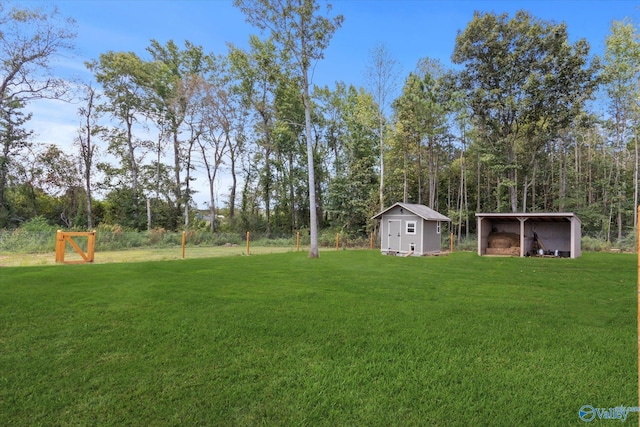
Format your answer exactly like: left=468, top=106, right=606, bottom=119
left=1, top=0, right=639, bottom=245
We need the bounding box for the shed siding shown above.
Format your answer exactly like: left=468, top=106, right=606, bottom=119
left=373, top=203, right=451, bottom=256
left=422, top=221, right=440, bottom=253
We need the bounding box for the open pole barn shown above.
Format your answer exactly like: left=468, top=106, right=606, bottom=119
left=476, top=212, right=581, bottom=258
left=372, top=202, right=451, bottom=256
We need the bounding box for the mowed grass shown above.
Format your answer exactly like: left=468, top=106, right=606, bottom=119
left=0, top=251, right=636, bottom=426
left=0, top=245, right=293, bottom=267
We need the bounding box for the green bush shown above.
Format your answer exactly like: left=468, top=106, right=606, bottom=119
left=581, top=236, right=612, bottom=252
left=20, top=216, right=57, bottom=232
left=453, top=235, right=478, bottom=252
left=612, top=232, right=637, bottom=252
left=0, top=217, right=57, bottom=253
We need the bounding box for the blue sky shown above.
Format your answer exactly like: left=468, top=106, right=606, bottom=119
left=49, top=0, right=640, bottom=88
left=21, top=0, right=640, bottom=206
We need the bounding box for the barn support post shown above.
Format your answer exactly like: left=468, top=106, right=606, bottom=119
left=477, top=218, right=483, bottom=256
left=519, top=218, right=526, bottom=257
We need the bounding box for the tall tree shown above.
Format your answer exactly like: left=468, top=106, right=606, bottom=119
left=414, top=58, right=449, bottom=208
left=36, top=144, right=83, bottom=227
left=392, top=68, right=448, bottom=207
left=0, top=1, right=76, bottom=106
left=199, top=81, right=234, bottom=232
left=234, top=0, right=344, bottom=258
left=324, top=84, right=378, bottom=233
left=452, top=10, right=599, bottom=212
left=75, top=84, right=101, bottom=229
left=146, top=40, right=213, bottom=227
left=603, top=19, right=640, bottom=238
left=0, top=1, right=76, bottom=227
left=229, top=36, right=281, bottom=235
left=0, top=100, right=32, bottom=226
left=273, top=75, right=306, bottom=233
left=365, top=41, right=401, bottom=211
left=87, top=51, right=154, bottom=228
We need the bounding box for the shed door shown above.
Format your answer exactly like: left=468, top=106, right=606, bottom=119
left=387, top=220, right=401, bottom=251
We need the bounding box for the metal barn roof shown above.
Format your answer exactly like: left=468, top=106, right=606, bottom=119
left=475, top=212, right=581, bottom=223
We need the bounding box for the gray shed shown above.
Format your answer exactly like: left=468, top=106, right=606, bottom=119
left=476, top=212, right=581, bottom=258
left=372, top=202, right=451, bottom=256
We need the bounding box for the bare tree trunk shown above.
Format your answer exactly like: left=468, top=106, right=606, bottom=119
left=634, top=134, right=638, bottom=235
left=477, top=151, right=481, bottom=213
left=464, top=158, right=469, bottom=238
left=303, top=68, right=319, bottom=258
left=147, top=198, right=151, bottom=231
left=78, top=85, right=97, bottom=230
left=559, top=139, right=566, bottom=212
left=379, top=117, right=385, bottom=210
left=428, top=137, right=438, bottom=208
left=173, top=130, right=182, bottom=223
left=403, top=148, right=409, bottom=203
left=125, top=118, right=140, bottom=224
left=417, top=140, right=422, bottom=205
left=229, top=146, right=238, bottom=219
left=457, top=150, right=464, bottom=245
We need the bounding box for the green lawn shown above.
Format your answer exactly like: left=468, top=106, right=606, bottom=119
left=0, top=251, right=636, bottom=426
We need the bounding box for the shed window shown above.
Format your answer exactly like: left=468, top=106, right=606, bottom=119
left=436, top=221, right=441, bottom=234
left=406, top=221, right=416, bottom=235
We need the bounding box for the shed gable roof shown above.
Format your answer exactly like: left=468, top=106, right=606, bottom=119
left=372, top=202, right=451, bottom=222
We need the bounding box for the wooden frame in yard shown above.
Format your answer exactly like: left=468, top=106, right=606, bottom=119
left=55, top=230, right=96, bottom=264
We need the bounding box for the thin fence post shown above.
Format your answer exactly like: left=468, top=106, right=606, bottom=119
left=296, top=231, right=300, bottom=252
left=182, top=231, right=186, bottom=259
left=55, top=230, right=64, bottom=263
left=450, top=232, right=454, bottom=253
left=637, top=205, right=639, bottom=410
left=336, top=233, right=339, bottom=250
left=87, top=230, right=96, bottom=262
left=370, top=232, right=374, bottom=250
left=246, top=231, right=250, bottom=256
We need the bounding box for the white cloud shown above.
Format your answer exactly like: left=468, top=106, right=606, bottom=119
left=26, top=97, right=80, bottom=150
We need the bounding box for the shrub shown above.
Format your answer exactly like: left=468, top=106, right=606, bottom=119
left=20, top=216, right=57, bottom=232
left=453, top=235, right=478, bottom=252
left=581, top=236, right=612, bottom=252
left=612, top=232, right=636, bottom=252
left=148, top=228, right=167, bottom=245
